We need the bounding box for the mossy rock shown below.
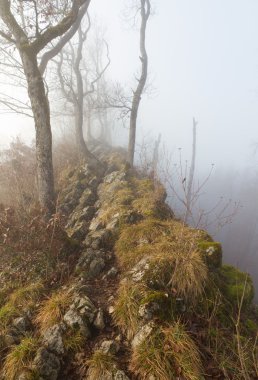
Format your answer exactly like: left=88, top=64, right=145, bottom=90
left=220, top=265, right=254, bottom=309
left=198, top=241, right=222, bottom=269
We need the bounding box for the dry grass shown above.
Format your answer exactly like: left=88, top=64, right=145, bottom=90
left=86, top=350, right=116, bottom=380
left=10, top=282, right=44, bottom=308
left=2, top=336, right=38, bottom=380
left=63, top=328, right=85, bottom=352
left=115, top=218, right=208, bottom=300
left=168, top=249, right=208, bottom=300
left=130, top=322, right=204, bottom=380
left=0, top=303, right=18, bottom=329
left=35, top=289, right=72, bottom=332
left=0, top=282, right=44, bottom=330
left=113, top=281, right=145, bottom=339
left=131, top=177, right=166, bottom=217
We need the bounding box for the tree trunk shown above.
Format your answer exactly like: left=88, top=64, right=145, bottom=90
left=74, top=100, right=94, bottom=160
left=74, top=26, right=98, bottom=165
left=128, top=0, right=150, bottom=166
left=20, top=51, right=55, bottom=215
left=185, top=118, right=197, bottom=223
left=86, top=106, right=92, bottom=142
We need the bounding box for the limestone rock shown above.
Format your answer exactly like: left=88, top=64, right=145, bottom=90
left=132, top=322, right=155, bottom=349
left=129, top=257, right=150, bottom=282
left=33, top=347, right=60, bottom=380
left=42, top=324, right=64, bottom=355
left=66, top=206, right=96, bottom=229
left=89, top=217, right=104, bottom=232
left=84, top=229, right=112, bottom=250
left=103, top=267, right=118, bottom=280
left=94, top=309, right=105, bottom=330
left=12, top=316, right=31, bottom=334
left=138, top=302, right=160, bottom=321
left=76, top=248, right=106, bottom=279
left=114, top=370, right=130, bottom=380
left=63, top=309, right=89, bottom=337
left=79, top=188, right=96, bottom=207
left=100, top=340, right=120, bottom=355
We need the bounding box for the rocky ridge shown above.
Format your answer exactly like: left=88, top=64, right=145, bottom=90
left=0, top=145, right=257, bottom=380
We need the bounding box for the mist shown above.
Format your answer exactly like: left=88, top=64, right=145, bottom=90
left=1, top=0, right=258, bottom=298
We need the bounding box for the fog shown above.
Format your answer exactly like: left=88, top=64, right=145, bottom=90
left=1, top=1, right=258, bottom=297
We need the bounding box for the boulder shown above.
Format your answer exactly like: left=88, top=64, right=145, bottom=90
left=94, top=309, right=105, bottom=330
left=33, top=347, right=60, bottom=380
left=42, top=325, right=64, bottom=355
left=129, top=257, right=150, bottom=282
left=76, top=249, right=106, bottom=279
left=12, top=316, right=31, bottom=334
left=114, top=370, right=130, bottom=380
left=100, top=340, right=120, bottom=355
left=132, top=322, right=155, bottom=349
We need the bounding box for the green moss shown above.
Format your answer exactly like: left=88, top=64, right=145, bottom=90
left=198, top=241, right=222, bottom=269
left=140, top=291, right=169, bottom=305
left=220, top=265, right=254, bottom=309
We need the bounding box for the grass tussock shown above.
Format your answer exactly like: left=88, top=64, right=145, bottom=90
left=115, top=218, right=208, bottom=300
left=131, top=178, right=166, bottom=217
left=0, top=303, right=18, bottom=329
left=63, top=328, right=85, bottom=352
left=9, top=282, right=44, bottom=308
left=0, top=282, right=44, bottom=330
left=35, top=290, right=72, bottom=332
left=86, top=350, right=116, bottom=380
left=2, top=336, right=38, bottom=380
left=168, top=249, right=208, bottom=300
left=130, top=322, right=203, bottom=380
left=113, top=281, right=145, bottom=339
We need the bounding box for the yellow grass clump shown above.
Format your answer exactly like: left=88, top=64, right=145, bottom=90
left=86, top=351, right=116, bottom=380
left=2, top=336, right=38, bottom=380
left=35, top=289, right=72, bottom=332
left=130, top=322, right=204, bottom=380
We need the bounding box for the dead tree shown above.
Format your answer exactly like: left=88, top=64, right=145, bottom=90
left=0, top=0, right=91, bottom=215
left=128, top=0, right=151, bottom=166
left=151, top=133, right=162, bottom=180
left=185, top=118, right=197, bottom=222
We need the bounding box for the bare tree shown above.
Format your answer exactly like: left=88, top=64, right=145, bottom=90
left=128, top=0, right=151, bottom=166
left=56, top=18, right=110, bottom=159
left=185, top=118, right=197, bottom=221
left=0, top=0, right=91, bottom=215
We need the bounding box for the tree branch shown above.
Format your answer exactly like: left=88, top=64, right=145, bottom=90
left=39, top=0, right=91, bottom=74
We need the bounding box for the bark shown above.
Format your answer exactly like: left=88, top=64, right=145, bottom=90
left=128, top=0, right=151, bottom=166
left=21, top=50, right=55, bottom=214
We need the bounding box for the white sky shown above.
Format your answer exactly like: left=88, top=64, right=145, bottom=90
left=1, top=0, right=258, bottom=170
